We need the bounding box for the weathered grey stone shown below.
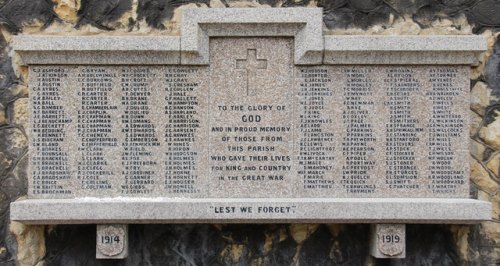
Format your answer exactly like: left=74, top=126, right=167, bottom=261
left=13, top=35, right=181, bottom=65
left=45, top=223, right=463, bottom=266
left=96, top=224, right=128, bottom=259
left=289, top=224, right=319, bottom=244
left=470, top=158, right=498, bottom=196
left=10, top=198, right=492, bottom=224
left=9, top=222, right=45, bottom=266
left=0, top=0, right=56, bottom=33
left=479, top=106, right=500, bottom=150
left=256, top=0, right=281, bottom=6
left=14, top=9, right=487, bottom=66
left=0, top=152, right=12, bottom=177
left=484, top=36, right=500, bottom=98
left=324, top=35, right=486, bottom=65
left=12, top=9, right=493, bottom=227
left=470, top=110, right=483, bottom=137
left=180, top=8, right=323, bottom=65
left=2, top=154, right=28, bottom=200
left=76, top=0, right=133, bottom=30
left=440, top=0, right=478, bottom=9
left=0, top=190, right=9, bottom=215
left=3, top=84, right=28, bottom=102
left=0, top=2, right=498, bottom=266
left=137, top=0, right=210, bottom=29
left=485, top=152, right=500, bottom=177
left=24, top=63, right=474, bottom=199
left=0, top=128, right=27, bottom=160
left=322, top=5, right=393, bottom=30
left=11, top=98, right=28, bottom=131
left=317, top=0, right=348, bottom=12
left=383, top=0, right=430, bottom=15
left=208, top=37, right=294, bottom=197
left=370, top=224, right=405, bottom=258
left=349, top=0, right=383, bottom=12
left=0, top=34, right=15, bottom=91
left=0, top=103, right=6, bottom=125
left=471, top=81, right=491, bottom=116
left=52, top=0, right=80, bottom=23
left=10, top=8, right=492, bottom=227
left=469, top=0, right=500, bottom=27
left=470, top=139, right=487, bottom=161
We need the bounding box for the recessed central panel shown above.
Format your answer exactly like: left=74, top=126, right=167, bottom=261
left=208, top=38, right=294, bottom=197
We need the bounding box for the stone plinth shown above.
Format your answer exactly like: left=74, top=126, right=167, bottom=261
left=10, top=198, right=491, bottom=224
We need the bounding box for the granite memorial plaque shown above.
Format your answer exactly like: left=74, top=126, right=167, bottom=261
left=28, top=38, right=470, bottom=199
left=11, top=8, right=491, bottom=225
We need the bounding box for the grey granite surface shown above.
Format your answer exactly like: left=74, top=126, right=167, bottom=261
left=10, top=198, right=492, bottom=224
left=12, top=8, right=491, bottom=224
left=28, top=63, right=472, bottom=199
left=13, top=9, right=486, bottom=65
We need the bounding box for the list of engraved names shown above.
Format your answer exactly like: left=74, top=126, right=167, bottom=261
left=29, top=65, right=469, bottom=198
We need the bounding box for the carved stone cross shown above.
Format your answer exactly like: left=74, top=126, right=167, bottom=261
left=236, top=49, right=268, bottom=96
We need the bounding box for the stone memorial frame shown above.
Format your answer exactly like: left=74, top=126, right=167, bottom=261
left=10, top=8, right=491, bottom=227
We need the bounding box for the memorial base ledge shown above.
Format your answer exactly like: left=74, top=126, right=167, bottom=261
left=10, top=198, right=491, bottom=225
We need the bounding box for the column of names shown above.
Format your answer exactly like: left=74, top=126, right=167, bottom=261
left=164, top=68, right=203, bottom=195
left=30, top=67, right=72, bottom=196
left=77, top=67, right=117, bottom=192
left=120, top=68, right=159, bottom=195
left=384, top=68, right=423, bottom=191
left=426, top=67, right=466, bottom=194
left=340, top=68, right=377, bottom=194
left=296, top=68, right=335, bottom=193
